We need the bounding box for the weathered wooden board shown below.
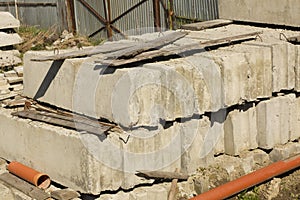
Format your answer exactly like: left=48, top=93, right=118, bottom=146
left=51, top=189, right=80, bottom=200
left=181, top=19, right=233, bottom=31
left=0, top=12, right=20, bottom=30
left=0, top=32, right=23, bottom=48
left=12, top=110, right=113, bottom=135
left=136, top=170, right=188, bottom=180
left=104, top=31, right=187, bottom=59
left=0, top=92, right=18, bottom=101
left=30, top=42, right=138, bottom=61
left=31, top=32, right=186, bottom=61
left=98, top=31, right=262, bottom=67
left=0, top=173, right=50, bottom=200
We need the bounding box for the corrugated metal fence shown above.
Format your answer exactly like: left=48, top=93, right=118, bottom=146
left=0, top=0, right=218, bottom=38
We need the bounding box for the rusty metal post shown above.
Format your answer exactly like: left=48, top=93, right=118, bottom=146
left=66, top=0, right=76, bottom=33
left=103, top=0, right=113, bottom=40
left=169, top=0, right=175, bottom=29
left=153, top=0, right=161, bottom=32
left=107, top=0, right=113, bottom=39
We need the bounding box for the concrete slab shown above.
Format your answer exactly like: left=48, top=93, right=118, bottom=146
left=0, top=50, right=22, bottom=68
left=256, top=94, right=295, bottom=149
left=0, top=32, right=23, bottom=48
left=224, top=105, right=258, bottom=155
left=0, top=12, right=20, bottom=29
left=244, top=41, right=297, bottom=92
left=219, top=0, right=300, bottom=27
left=0, top=107, right=219, bottom=194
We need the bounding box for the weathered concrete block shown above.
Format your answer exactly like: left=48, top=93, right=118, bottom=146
left=0, top=50, right=22, bottom=68
left=0, top=33, right=23, bottom=48
left=245, top=42, right=297, bottom=92
left=256, top=94, right=295, bottom=149
left=224, top=105, right=258, bottom=155
left=269, top=142, right=300, bottom=162
left=0, top=12, right=20, bottom=29
left=296, top=46, right=300, bottom=92
left=219, top=0, right=300, bottom=27
left=290, top=97, right=300, bottom=141
left=0, top=107, right=219, bottom=194
left=228, top=43, right=273, bottom=99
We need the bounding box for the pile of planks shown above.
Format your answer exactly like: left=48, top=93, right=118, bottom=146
left=0, top=12, right=24, bottom=107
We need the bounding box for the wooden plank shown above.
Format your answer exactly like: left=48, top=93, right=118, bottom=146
left=181, top=19, right=233, bottom=31
left=98, top=31, right=262, bottom=67
left=11, top=110, right=113, bottom=135
left=104, top=31, right=187, bottom=59
left=0, top=12, right=20, bottom=30
left=0, top=173, right=50, bottom=200
left=31, top=32, right=186, bottom=62
left=136, top=170, right=188, bottom=180
left=31, top=42, right=137, bottom=61
left=0, top=32, right=23, bottom=48
left=0, top=92, right=17, bottom=101
left=51, top=189, right=80, bottom=200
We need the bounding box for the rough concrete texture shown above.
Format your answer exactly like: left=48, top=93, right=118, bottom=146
left=269, top=142, right=300, bottom=162
left=23, top=25, right=300, bottom=128
left=0, top=32, right=23, bottom=48
left=257, top=94, right=296, bottom=149
left=224, top=105, right=258, bottom=155
left=219, top=0, right=300, bottom=27
left=0, top=107, right=224, bottom=194
left=296, top=46, right=300, bottom=92
left=0, top=12, right=20, bottom=29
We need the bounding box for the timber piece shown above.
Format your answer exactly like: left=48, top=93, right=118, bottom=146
left=99, top=31, right=262, bottom=67
left=104, top=31, right=187, bottom=59
left=11, top=110, right=113, bottom=135
left=0, top=12, right=20, bottom=30
left=3, top=98, right=26, bottom=108
left=30, top=42, right=137, bottom=61
left=181, top=19, right=233, bottom=31
left=0, top=92, right=17, bottom=101
left=136, top=170, right=188, bottom=180
left=168, top=169, right=179, bottom=200
left=51, top=189, right=80, bottom=200
left=0, top=173, right=50, bottom=200
left=0, top=32, right=23, bottom=48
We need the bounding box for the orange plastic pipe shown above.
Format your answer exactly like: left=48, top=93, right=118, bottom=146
left=190, top=154, right=300, bottom=200
left=7, top=161, right=51, bottom=189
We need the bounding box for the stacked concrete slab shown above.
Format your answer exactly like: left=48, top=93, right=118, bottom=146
left=12, top=24, right=300, bottom=193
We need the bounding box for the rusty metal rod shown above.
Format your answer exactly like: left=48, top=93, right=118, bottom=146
left=153, top=0, right=161, bottom=32
left=190, top=154, right=300, bottom=200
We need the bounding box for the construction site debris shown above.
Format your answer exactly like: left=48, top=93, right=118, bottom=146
left=136, top=170, right=188, bottom=180
left=99, top=31, right=262, bottom=67
left=50, top=189, right=80, bottom=200
left=0, top=173, right=50, bottom=199
left=181, top=19, right=233, bottom=31
left=7, top=161, right=51, bottom=189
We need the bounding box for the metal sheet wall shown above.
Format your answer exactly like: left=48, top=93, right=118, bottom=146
left=0, top=0, right=65, bottom=30
left=0, top=0, right=219, bottom=38
left=174, top=0, right=218, bottom=21
left=74, top=0, right=219, bottom=39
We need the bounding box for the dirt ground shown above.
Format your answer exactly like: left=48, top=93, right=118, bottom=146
left=232, top=169, right=300, bottom=200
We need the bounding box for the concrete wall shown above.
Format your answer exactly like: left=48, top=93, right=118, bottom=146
left=219, top=0, right=300, bottom=27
